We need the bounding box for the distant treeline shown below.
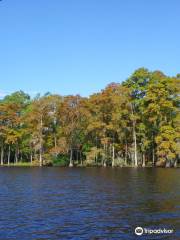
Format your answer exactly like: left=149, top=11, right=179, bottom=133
left=0, top=68, right=179, bottom=167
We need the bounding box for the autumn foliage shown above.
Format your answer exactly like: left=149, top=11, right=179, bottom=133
left=0, top=68, right=179, bottom=167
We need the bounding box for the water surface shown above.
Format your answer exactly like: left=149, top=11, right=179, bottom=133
left=0, top=167, right=179, bottom=239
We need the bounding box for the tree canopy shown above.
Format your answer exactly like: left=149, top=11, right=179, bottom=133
left=0, top=68, right=179, bottom=167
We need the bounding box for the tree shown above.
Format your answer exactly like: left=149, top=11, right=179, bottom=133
left=143, top=72, right=180, bottom=166
left=0, top=91, right=30, bottom=165
left=57, top=95, right=89, bottom=167
left=124, top=68, right=150, bottom=166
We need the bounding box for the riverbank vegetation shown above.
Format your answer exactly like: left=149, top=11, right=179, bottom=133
left=0, top=68, right=179, bottom=167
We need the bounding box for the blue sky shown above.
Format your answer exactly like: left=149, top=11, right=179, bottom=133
left=0, top=0, right=179, bottom=98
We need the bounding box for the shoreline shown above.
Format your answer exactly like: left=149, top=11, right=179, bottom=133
left=0, top=163, right=179, bottom=168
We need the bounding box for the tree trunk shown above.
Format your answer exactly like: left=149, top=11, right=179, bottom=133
left=103, top=144, right=106, bottom=167
left=30, top=151, right=33, bottom=164
left=54, top=134, right=57, bottom=156
left=152, top=147, right=155, bottom=166
left=125, top=142, right=128, bottom=166
left=15, top=152, right=18, bottom=164
left=80, top=151, right=83, bottom=165
left=8, top=145, right=11, bottom=165
left=133, top=121, right=138, bottom=166
left=69, top=148, right=73, bottom=167
left=1, top=145, right=4, bottom=166
left=76, top=150, right=79, bottom=163
left=142, top=153, right=145, bottom=167
left=15, top=146, right=18, bottom=164
left=131, top=103, right=138, bottom=167
left=174, top=160, right=177, bottom=168
left=39, top=149, right=42, bottom=167
left=112, top=145, right=115, bottom=167
left=39, top=115, right=43, bottom=167
left=165, top=159, right=171, bottom=168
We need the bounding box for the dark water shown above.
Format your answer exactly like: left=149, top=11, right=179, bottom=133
left=0, top=168, right=179, bottom=240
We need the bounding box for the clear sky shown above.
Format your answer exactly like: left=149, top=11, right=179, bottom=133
left=0, top=0, right=179, bottom=98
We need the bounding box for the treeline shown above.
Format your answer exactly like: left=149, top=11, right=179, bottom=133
left=0, top=68, right=179, bottom=167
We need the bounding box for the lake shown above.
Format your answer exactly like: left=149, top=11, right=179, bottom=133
left=0, top=167, right=179, bottom=239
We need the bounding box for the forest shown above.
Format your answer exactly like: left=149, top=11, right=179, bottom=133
left=0, top=68, right=179, bottom=167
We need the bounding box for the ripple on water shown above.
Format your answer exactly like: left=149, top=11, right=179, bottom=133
left=0, top=167, right=179, bottom=240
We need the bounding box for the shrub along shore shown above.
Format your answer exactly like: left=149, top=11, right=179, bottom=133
left=0, top=68, right=179, bottom=168
left=1, top=162, right=179, bottom=167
